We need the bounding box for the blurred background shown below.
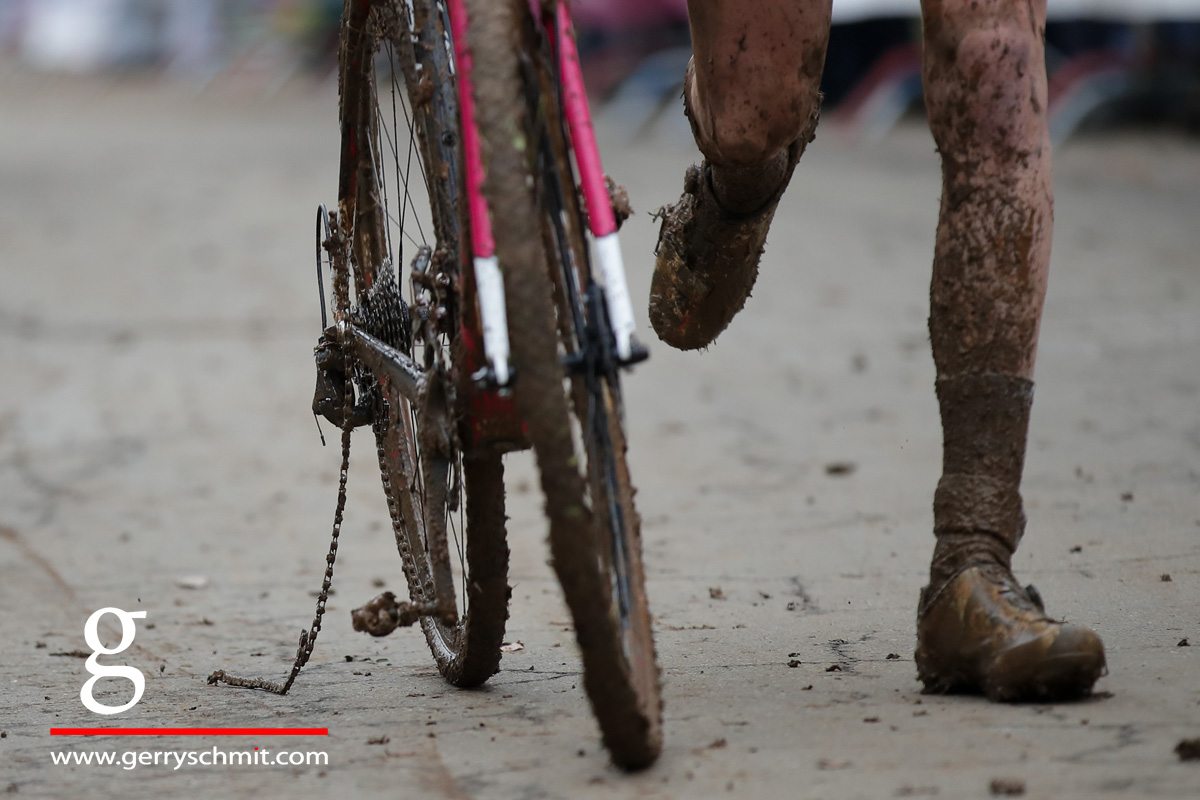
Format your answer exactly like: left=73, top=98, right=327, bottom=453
left=2, top=0, right=1199, bottom=142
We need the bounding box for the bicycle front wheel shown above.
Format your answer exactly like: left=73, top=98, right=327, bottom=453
left=464, top=0, right=662, bottom=768
left=336, top=0, right=509, bottom=687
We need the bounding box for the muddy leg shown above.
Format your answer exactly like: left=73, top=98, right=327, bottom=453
left=686, top=0, right=830, bottom=210
left=915, top=0, right=1105, bottom=701
left=648, top=0, right=830, bottom=350
left=923, top=0, right=1052, bottom=595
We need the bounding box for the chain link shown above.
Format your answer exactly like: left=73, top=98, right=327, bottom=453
left=207, top=219, right=358, bottom=695
left=373, top=410, right=428, bottom=602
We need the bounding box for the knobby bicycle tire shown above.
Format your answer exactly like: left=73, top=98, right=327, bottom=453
left=464, top=0, right=663, bottom=769
left=337, top=0, right=509, bottom=687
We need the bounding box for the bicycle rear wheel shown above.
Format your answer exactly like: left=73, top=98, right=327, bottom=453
left=336, top=0, right=508, bottom=687
left=464, top=0, right=662, bottom=768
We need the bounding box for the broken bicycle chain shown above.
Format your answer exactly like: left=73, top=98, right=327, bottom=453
left=207, top=212, right=437, bottom=694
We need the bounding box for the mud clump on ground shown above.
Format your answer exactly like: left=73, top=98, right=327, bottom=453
left=989, top=777, right=1026, bottom=796
left=1175, top=738, right=1200, bottom=762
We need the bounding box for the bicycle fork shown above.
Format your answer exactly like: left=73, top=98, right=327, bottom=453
left=447, top=0, right=645, bottom=390
left=549, top=0, right=645, bottom=365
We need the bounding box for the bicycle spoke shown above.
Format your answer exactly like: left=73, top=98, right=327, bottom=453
left=393, top=68, right=435, bottom=225
left=386, top=40, right=422, bottom=255
left=375, top=108, right=425, bottom=252
left=374, top=58, right=427, bottom=248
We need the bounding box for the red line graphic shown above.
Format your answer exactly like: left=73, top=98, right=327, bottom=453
left=50, top=728, right=328, bottom=736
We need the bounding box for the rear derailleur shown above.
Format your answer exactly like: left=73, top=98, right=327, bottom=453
left=312, top=333, right=373, bottom=430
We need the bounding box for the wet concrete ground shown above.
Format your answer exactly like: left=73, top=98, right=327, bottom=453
left=1, top=73, right=1198, bottom=799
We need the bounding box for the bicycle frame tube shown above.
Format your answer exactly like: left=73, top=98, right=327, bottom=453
left=342, top=323, right=424, bottom=402
left=551, top=1, right=638, bottom=362
left=338, top=0, right=379, bottom=297
left=551, top=3, right=615, bottom=240
left=447, top=0, right=512, bottom=386
left=446, top=0, right=492, bottom=261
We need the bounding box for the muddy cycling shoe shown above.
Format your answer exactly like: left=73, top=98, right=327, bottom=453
left=916, top=565, right=1107, bottom=702
left=648, top=138, right=805, bottom=351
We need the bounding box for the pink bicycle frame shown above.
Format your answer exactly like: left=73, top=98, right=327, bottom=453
left=447, top=0, right=640, bottom=369
left=447, top=0, right=511, bottom=385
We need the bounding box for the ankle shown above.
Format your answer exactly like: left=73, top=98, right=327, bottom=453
left=921, top=532, right=1016, bottom=619
left=929, top=372, right=1033, bottom=594
left=928, top=532, right=1012, bottom=590
left=708, top=150, right=790, bottom=216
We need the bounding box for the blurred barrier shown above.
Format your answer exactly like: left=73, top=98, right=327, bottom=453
left=1, top=0, right=340, bottom=78
left=2, top=0, right=1197, bottom=139
left=582, top=0, right=1200, bottom=142
left=575, top=0, right=1200, bottom=28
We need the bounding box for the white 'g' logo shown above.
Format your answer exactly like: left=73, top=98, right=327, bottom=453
left=80, top=607, right=147, bottom=715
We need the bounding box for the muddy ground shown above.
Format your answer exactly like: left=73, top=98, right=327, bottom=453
left=1, top=72, right=1198, bottom=799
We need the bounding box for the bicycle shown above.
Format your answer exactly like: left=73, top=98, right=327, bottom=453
left=209, top=0, right=662, bottom=770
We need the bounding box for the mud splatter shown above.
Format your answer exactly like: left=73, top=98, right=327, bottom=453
left=989, top=778, right=1026, bottom=796
left=1176, top=738, right=1200, bottom=761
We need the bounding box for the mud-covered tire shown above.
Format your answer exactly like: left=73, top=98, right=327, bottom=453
left=464, top=0, right=662, bottom=768
left=416, top=452, right=508, bottom=687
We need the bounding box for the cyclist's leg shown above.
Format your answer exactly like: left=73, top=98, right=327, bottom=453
left=650, top=0, right=831, bottom=351
left=916, top=0, right=1106, bottom=700
left=687, top=0, right=829, bottom=203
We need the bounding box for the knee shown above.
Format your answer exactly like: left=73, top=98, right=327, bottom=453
left=693, top=62, right=823, bottom=165
left=922, top=17, right=1047, bottom=152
